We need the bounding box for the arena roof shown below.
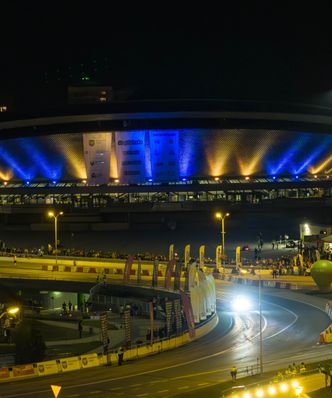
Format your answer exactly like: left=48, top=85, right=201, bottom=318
left=1, top=99, right=332, bottom=139
left=0, top=100, right=332, bottom=189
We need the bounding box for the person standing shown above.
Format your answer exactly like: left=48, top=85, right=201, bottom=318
left=117, top=346, right=124, bottom=366
left=78, top=320, right=83, bottom=338
left=230, top=366, right=237, bottom=380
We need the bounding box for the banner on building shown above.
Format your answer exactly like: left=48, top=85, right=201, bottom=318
left=100, top=312, right=108, bottom=346
left=123, top=255, right=134, bottom=283
left=169, top=244, right=174, bottom=261
left=216, top=245, right=222, bottom=268
left=165, top=300, right=173, bottom=337
left=115, top=131, right=146, bottom=184
left=152, top=258, right=159, bottom=287
left=236, top=246, right=241, bottom=267
left=124, top=307, right=132, bottom=346
left=199, top=245, right=205, bottom=268
left=83, top=132, right=112, bottom=185
left=174, top=298, right=182, bottom=334
left=149, top=130, right=179, bottom=182
left=180, top=290, right=195, bottom=339
left=165, top=258, right=176, bottom=289
left=184, top=244, right=191, bottom=267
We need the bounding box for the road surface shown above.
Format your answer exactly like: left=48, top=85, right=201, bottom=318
left=0, top=281, right=331, bottom=397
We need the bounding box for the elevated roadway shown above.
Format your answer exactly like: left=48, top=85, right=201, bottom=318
left=0, top=281, right=331, bottom=398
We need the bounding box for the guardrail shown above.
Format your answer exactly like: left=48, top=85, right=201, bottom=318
left=214, top=273, right=299, bottom=290
left=0, top=313, right=218, bottom=383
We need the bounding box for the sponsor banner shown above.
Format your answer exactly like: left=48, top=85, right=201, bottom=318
left=12, top=364, right=35, bottom=377
left=115, top=131, right=146, bottom=184
left=188, top=261, right=197, bottom=288
left=83, top=132, right=112, bottom=185
left=199, top=245, right=205, bottom=268
left=174, top=299, right=182, bottom=334
left=165, top=259, right=176, bottom=289
left=216, top=245, right=222, bottom=268
left=80, top=353, right=100, bottom=368
left=59, top=356, right=81, bottom=372
left=123, top=255, right=134, bottom=283
left=169, top=244, right=174, bottom=261
left=236, top=246, right=241, bottom=267
left=165, top=301, right=173, bottom=336
left=100, top=312, right=109, bottom=346
left=149, top=130, right=179, bottom=182
left=197, top=268, right=206, bottom=283
left=180, top=290, right=196, bottom=339
left=152, top=258, right=159, bottom=287
left=0, top=367, right=10, bottom=379
left=173, top=261, right=182, bottom=290
left=184, top=244, right=191, bottom=267
left=36, top=360, right=59, bottom=376
left=124, top=308, right=132, bottom=345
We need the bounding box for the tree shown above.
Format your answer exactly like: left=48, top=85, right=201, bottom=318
left=12, top=320, right=46, bottom=364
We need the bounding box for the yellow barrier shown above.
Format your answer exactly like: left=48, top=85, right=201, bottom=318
left=12, top=364, right=35, bottom=378
left=36, top=360, right=58, bottom=376
left=80, top=354, right=100, bottom=368
left=58, top=356, right=81, bottom=372
left=0, top=368, right=10, bottom=380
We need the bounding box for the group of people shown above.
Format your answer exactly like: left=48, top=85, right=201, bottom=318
left=272, top=362, right=307, bottom=382
left=146, top=325, right=168, bottom=341
left=62, top=301, right=74, bottom=315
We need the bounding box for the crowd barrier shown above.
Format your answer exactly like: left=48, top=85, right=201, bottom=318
left=0, top=313, right=218, bottom=383
left=319, top=302, right=332, bottom=344
left=0, top=256, right=180, bottom=280
left=214, top=273, right=298, bottom=290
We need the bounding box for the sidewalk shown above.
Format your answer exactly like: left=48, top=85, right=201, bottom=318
left=39, top=316, right=164, bottom=349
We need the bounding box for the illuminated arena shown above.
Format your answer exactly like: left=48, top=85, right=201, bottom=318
left=0, top=99, right=332, bottom=213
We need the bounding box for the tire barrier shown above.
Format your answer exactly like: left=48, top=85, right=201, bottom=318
left=0, top=314, right=218, bottom=384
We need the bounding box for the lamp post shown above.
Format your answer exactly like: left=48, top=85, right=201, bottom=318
left=258, top=269, right=263, bottom=374
left=215, top=212, right=230, bottom=264
left=48, top=211, right=63, bottom=265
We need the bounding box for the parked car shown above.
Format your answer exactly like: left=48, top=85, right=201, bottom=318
left=285, top=240, right=296, bottom=248
left=241, top=245, right=250, bottom=251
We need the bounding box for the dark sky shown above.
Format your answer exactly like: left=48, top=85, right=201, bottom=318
left=0, top=3, right=331, bottom=108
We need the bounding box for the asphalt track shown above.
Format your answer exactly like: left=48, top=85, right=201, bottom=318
left=1, top=281, right=331, bottom=398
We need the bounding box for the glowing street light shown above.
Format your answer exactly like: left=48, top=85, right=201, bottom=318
left=232, top=296, right=252, bottom=312
left=7, top=306, right=19, bottom=315
left=48, top=211, right=63, bottom=265
left=215, top=212, right=230, bottom=264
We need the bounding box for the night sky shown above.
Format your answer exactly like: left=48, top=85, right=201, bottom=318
left=0, top=3, right=331, bottom=110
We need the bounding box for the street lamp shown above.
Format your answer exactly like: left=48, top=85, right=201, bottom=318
left=48, top=211, right=63, bottom=265
left=215, top=212, right=230, bottom=264
left=258, top=268, right=263, bottom=374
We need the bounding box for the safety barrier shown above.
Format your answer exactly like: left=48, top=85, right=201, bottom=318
left=0, top=312, right=218, bottom=383
left=319, top=302, right=332, bottom=344
left=214, top=273, right=298, bottom=290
